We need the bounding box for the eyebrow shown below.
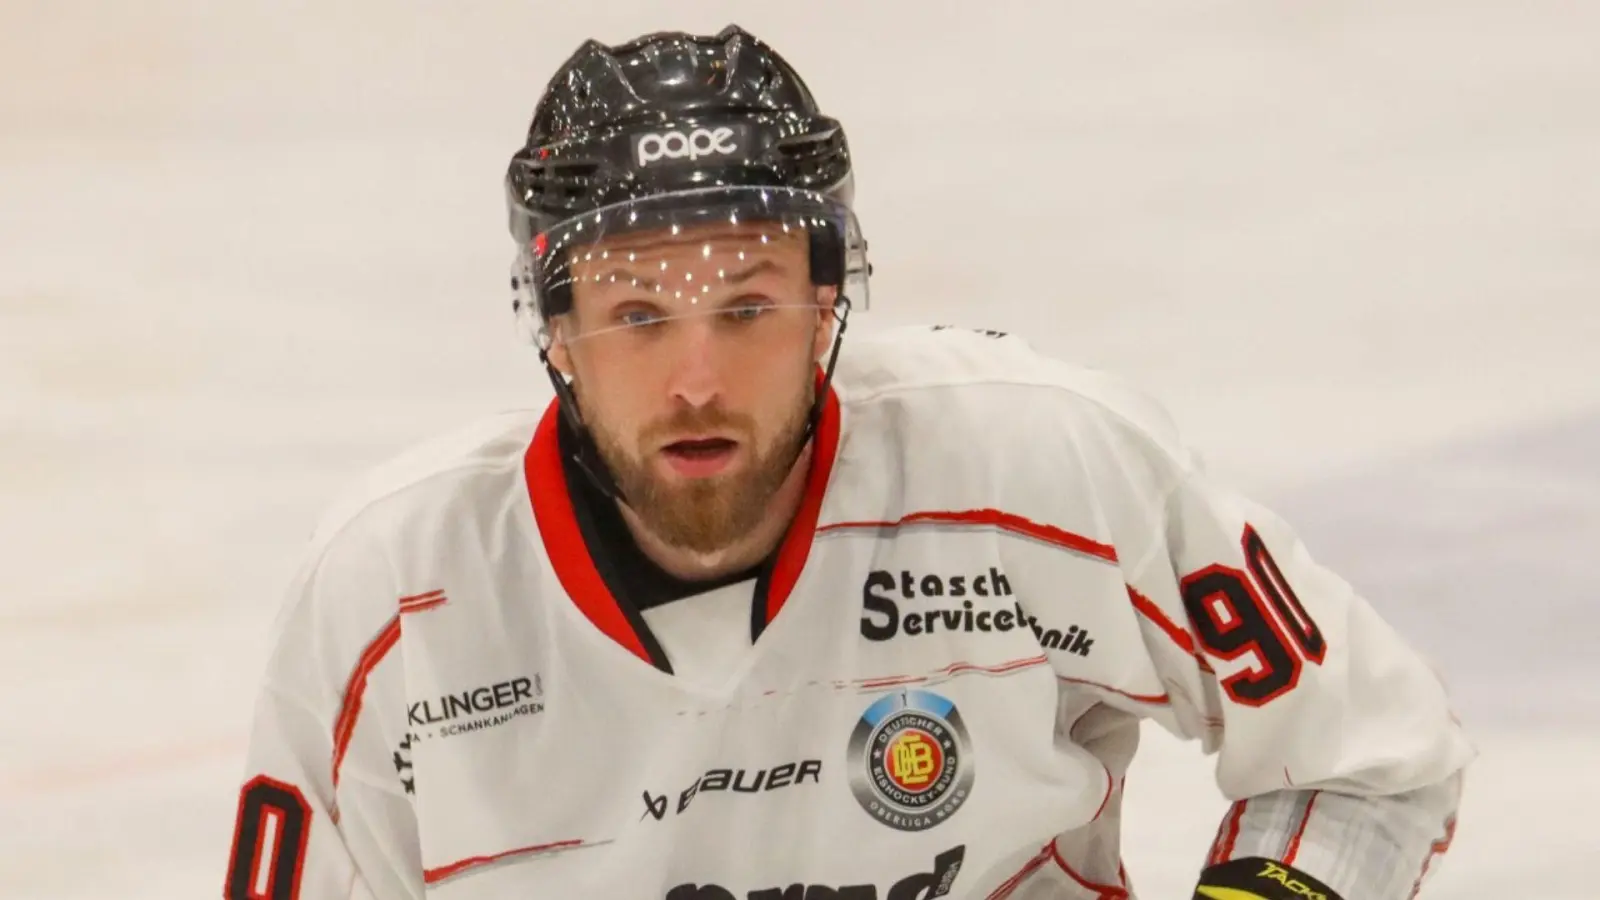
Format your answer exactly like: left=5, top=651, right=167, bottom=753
left=579, top=258, right=785, bottom=291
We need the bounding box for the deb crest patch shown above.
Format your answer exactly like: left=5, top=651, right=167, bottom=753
left=847, top=690, right=973, bottom=831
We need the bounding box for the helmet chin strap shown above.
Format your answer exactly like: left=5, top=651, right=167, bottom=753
left=537, top=295, right=854, bottom=517
left=537, top=339, right=630, bottom=506
left=797, top=295, right=852, bottom=452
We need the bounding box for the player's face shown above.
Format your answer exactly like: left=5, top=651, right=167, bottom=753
left=548, top=221, right=836, bottom=553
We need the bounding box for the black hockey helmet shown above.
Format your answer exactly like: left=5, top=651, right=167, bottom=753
left=505, top=24, right=868, bottom=324
left=503, top=25, right=869, bottom=504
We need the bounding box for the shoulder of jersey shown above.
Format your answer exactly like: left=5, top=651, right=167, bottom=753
left=835, top=324, right=1193, bottom=462
left=304, top=407, right=544, bottom=551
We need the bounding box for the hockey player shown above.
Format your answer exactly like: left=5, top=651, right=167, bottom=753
left=225, top=25, right=1471, bottom=900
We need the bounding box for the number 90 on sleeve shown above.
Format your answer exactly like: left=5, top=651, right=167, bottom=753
left=1178, top=524, right=1328, bottom=707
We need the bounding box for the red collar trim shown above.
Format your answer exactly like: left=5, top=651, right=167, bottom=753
left=524, top=382, right=842, bottom=665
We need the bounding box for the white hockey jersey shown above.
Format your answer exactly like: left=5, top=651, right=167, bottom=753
left=226, top=325, right=1472, bottom=900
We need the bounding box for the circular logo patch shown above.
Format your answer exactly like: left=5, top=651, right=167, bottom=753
left=847, top=690, right=973, bottom=831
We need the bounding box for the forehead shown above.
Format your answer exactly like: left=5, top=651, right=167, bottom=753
left=569, top=220, right=810, bottom=271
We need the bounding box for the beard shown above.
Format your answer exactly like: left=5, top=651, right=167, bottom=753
left=583, top=380, right=814, bottom=556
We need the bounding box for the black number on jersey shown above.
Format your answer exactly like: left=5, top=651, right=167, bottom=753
left=1180, top=526, right=1326, bottom=707
left=1181, top=564, right=1303, bottom=705
left=1243, top=525, right=1326, bottom=663
left=224, top=775, right=312, bottom=900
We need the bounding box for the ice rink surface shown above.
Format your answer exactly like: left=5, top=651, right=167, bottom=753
left=3, top=2, right=1597, bottom=897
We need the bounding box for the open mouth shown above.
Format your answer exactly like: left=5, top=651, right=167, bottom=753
left=663, top=437, right=737, bottom=459
left=660, top=437, right=739, bottom=477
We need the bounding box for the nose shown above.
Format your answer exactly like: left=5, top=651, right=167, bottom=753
left=662, top=314, right=724, bottom=408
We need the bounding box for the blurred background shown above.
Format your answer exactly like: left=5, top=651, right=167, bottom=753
left=3, top=1, right=1596, bottom=896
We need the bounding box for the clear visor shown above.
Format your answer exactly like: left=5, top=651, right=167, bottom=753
left=519, top=186, right=868, bottom=351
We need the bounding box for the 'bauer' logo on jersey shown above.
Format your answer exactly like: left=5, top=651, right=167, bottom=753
left=847, top=690, right=973, bottom=832
left=641, top=759, right=822, bottom=822
left=634, top=126, right=745, bottom=167
left=859, top=569, right=1094, bottom=656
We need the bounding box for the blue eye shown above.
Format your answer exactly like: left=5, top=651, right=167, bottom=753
left=619, top=308, right=664, bottom=327
left=724, top=302, right=770, bottom=322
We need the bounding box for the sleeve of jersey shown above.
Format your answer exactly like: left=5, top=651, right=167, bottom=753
left=1124, top=462, right=1474, bottom=900
left=224, top=538, right=424, bottom=900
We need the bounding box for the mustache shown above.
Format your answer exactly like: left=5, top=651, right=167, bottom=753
left=641, top=406, right=756, bottom=443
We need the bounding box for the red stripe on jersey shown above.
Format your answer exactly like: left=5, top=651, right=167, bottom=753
left=938, top=655, right=1047, bottom=677
left=1282, top=791, right=1319, bottom=865
left=400, top=596, right=447, bottom=615
left=1407, top=815, right=1457, bottom=899
left=984, top=845, right=1052, bottom=900
left=762, top=384, right=841, bottom=624
left=1055, top=674, right=1170, bottom=705
left=398, top=589, right=446, bottom=613
left=1090, top=762, right=1116, bottom=822
left=1125, top=586, right=1194, bottom=655
left=1209, top=799, right=1248, bottom=865
left=1048, top=841, right=1130, bottom=899
left=330, top=615, right=401, bottom=791
left=1127, top=585, right=1213, bottom=673
left=525, top=404, right=653, bottom=665
left=819, top=508, right=1119, bottom=563
left=423, top=838, right=587, bottom=885
left=854, top=654, right=1048, bottom=690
